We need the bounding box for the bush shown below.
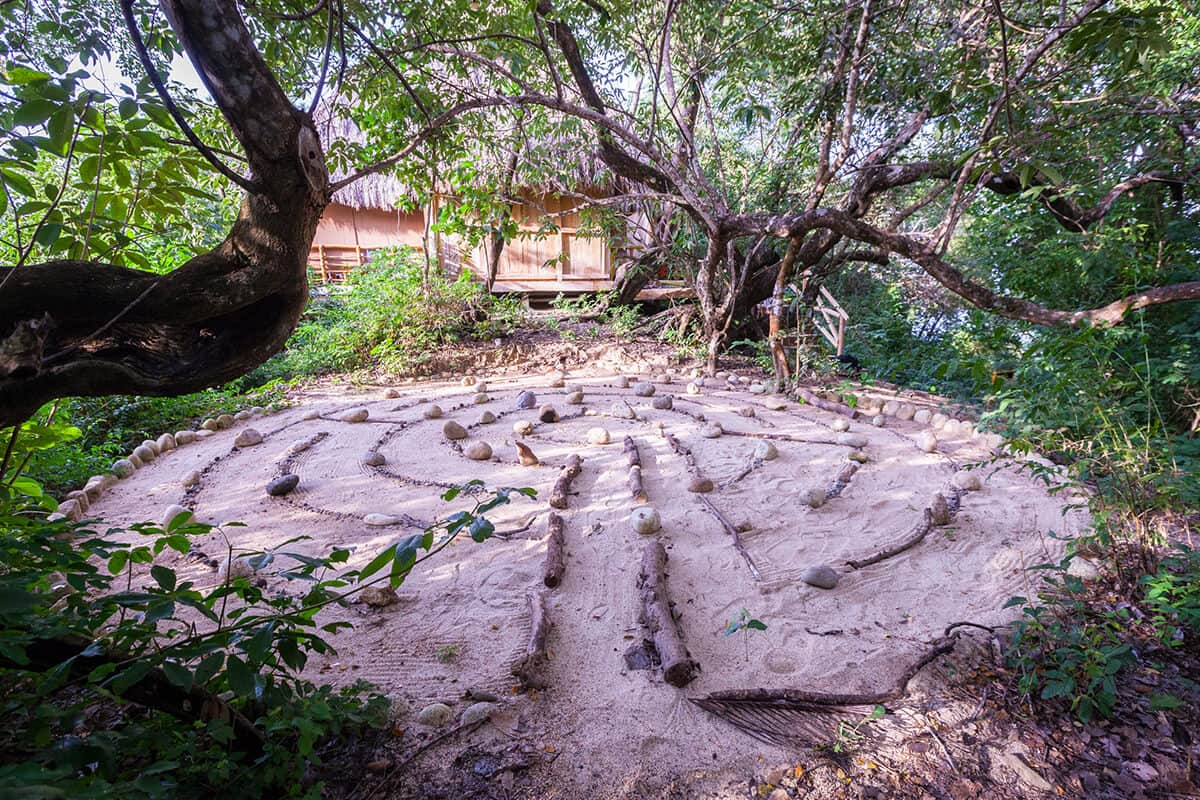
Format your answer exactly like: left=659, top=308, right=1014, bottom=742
left=254, top=247, right=526, bottom=380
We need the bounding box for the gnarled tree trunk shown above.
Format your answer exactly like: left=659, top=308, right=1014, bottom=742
left=0, top=0, right=329, bottom=427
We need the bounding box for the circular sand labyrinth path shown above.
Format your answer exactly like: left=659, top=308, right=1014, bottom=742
left=83, top=369, right=1090, bottom=795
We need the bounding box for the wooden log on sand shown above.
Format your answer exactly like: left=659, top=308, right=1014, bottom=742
left=549, top=454, right=583, bottom=509
left=512, top=590, right=552, bottom=689
left=624, top=436, right=648, bottom=503
left=543, top=513, right=566, bottom=588
left=794, top=386, right=859, bottom=419
left=637, top=541, right=699, bottom=687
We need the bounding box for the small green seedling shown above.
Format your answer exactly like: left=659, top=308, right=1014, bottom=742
left=724, top=608, right=768, bottom=662
left=832, top=704, right=887, bottom=753
left=435, top=644, right=461, bottom=663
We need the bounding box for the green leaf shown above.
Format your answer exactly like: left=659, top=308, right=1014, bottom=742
left=161, top=661, right=193, bottom=692
left=107, top=550, right=129, bottom=575
left=193, top=652, right=224, bottom=686
left=5, top=66, right=52, bottom=84
left=745, top=619, right=767, bottom=631
left=13, top=98, right=59, bottom=128
left=225, top=654, right=256, bottom=697
left=110, top=661, right=152, bottom=695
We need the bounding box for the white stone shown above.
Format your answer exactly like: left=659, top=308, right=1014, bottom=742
left=1066, top=556, right=1101, bottom=581
left=871, top=415, right=886, bottom=427
left=477, top=411, right=496, bottom=424
left=882, top=400, right=900, bottom=416
left=302, top=409, right=322, bottom=421
left=565, top=391, right=584, bottom=405
left=916, top=431, right=938, bottom=453
left=615, top=376, right=630, bottom=388
left=548, top=375, right=565, bottom=388
left=513, top=420, right=534, bottom=436
left=896, top=403, right=917, bottom=421
left=174, top=430, right=197, bottom=445
left=831, top=418, right=850, bottom=432
left=181, top=470, right=201, bottom=488
left=754, top=441, right=778, bottom=461
left=951, top=471, right=982, bottom=491
left=587, top=427, right=611, bottom=445
left=686, top=382, right=701, bottom=395
left=194, top=429, right=214, bottom=439
left=701, top=423, right=723, bottom=439
left=218, top=556, right=255, bottom=580
left=234, top=428, right=263, bottom=448
left=609, top=403, right=636, bottom=420
left=417, top=703, right=453, bottom=727
left=913, top=409, right=932, bottom=425
left=341, top=408, right=369, bottom=423
left=631, top=507, right=661, bottom=534
left=422, top=405, right=443, bottom=420
left=473, top=381, right=488, bottom=393
left=836, top=433, right=869, bottom=448
left=748, top=383, right=767, bottom=395
left=161, top=504, right=191, bottom=528
left=473, top=392, right=490, bottom=405
left=930, top=413, right=949, bottom=429
left=464, top=441, right=493, bottom=460
left=364, top=513, right=402, bottom=527
left=234, top=410, right=253, bottom=421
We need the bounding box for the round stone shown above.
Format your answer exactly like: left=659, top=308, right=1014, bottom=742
left=831, top=418, right=850, bottom=432
left=882, top=400, right=900, bottom=416
left=477, top=411, right=496, bottom=424
left=738, top=406, right=755, bottom=418
left=464, top=441, right=493, bottom=460
left=443, top=420, right=468, bottom=440
left=931, top=413, right=949, bottom=429
left=267, top=474, right=300, bottom=496
left=1067, top=557, right=1101, bottom=581
left=234, top=428, right=263, bottom=448
left=360, top=586, right=399, bottom=607
left=916, top=431, right=938, bottom=453
left=201, top=418, right=219, bottom=432
left=302, top=409, right=322, bottom=421
left=836, top=433, right=869, bottom=448
left=748, top=383, right=767, bottom=395
left=362, top=451, right=386, bottom=467
left=754, top=441, right=778, bottom=461
left=364, top=513, right=402, bottom=527
left=609, top=403, right=636, bottom=420
left=181, top=470, right=201, bottom=488
left=341, top=408, right=369, bottom=423
left=631, top=507, right=661, bottom=534
left=913, top=409, right=932, bottom=425
left=250, top=406, right=267, bottom=415
left=847, top=450, right=869, bottom=463
left=215, top=414, right=235, bottom=429
left=538, top=405, right=559, bottom=423
left=688, top=477, right=714, bottom=494
left=473, top=381, right=488, bottom=393
left=632, top=382, right=656, bottom=397
left=417, top=703, right=454, bottom=727
left=587, top=427, right=611, bottom=445
left=897, top=403, right=917, bottom=421
left=460, top=702, right=496, bottom=727
left=156, top=433, right=177, bottom=453
left=422, top=405, right=443, bottom=420
left=141, top=439, right=161, bottom=457
left=801, top=564, right=840, bottom=589
left=951, top=471, right=982, bottom=491
left=515, top=390, right=537, bottom=410
left=161, top=504, right=191, bottom=528
left=473, top=392, right=490, bottom=405
left=219, top=557, right=255, bottom=580
left=701, top=423, right=723, bottom=439
left=871, top=415, right=886, bottom=427
left=513, top=420, right=534, bottom=436
left=174, top=430, right=197, bottom=445
left=930, top=493, right=951, bottom=526
left=383, top=388, right=401, bottom=399
left=132, top=444, right=156, bottom=463
left=801, top=487, right=827, bottom=509
left=234, top=410, right=253, bottom=422
left=112, top=459, right=135, bottom=479
left=127, top=453, right=144, bottom=469
left=194, top=429, right=215, bottom=439
left=652, top=395, right=673, bottom=410
left=565, top=391, right=584, bottom=405
left=686, top=382, right=701, bottom=395
left=614, top=376, right=630, bottom=388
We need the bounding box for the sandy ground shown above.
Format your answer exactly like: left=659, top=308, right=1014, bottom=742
left=80, top=365, right=1092, bottom=798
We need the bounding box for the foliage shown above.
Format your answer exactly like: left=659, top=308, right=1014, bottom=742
left=723, top=608, right=767, bottom=663
left=0, top=445, right=531, bottom=797
left=1142, top=547, right=1200, bottom=647
left=254, top=247, right=526, bottom=380
left=1004, top=560, right=1138, bottom=723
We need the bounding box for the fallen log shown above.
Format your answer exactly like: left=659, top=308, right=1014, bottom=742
left=826, top=461, right=861, bottom=500
left=696, top=494, right=762, bottom=581
left=548, top=454, right=583, bottom=509
left=624, top=436, right=648, bottom=503
left=637, top=541, right=699, bottom=687
left=543, top=513, right=566, bottom=588
left=511, top=590, right=552, bottom=689
left=846, top=508, right=934, bottom=569
left=794, top=386, right=859, bottom=419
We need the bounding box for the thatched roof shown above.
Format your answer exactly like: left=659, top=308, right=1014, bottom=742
left=312, top=102, right=620, bottom=212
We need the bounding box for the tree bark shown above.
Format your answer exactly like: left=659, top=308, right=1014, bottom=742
left=511, top=590, right=552, bottom=689
left=543, top=512, right=566, bottom=588
left=548, top=454, right=583, bottom=509
left=624, top=436, right=647, bottom=503
left=637, top=540, right=698, bottom=687
left=0, top=0, right=328, bottom=426
left=767, top=237, right=801, bottom=383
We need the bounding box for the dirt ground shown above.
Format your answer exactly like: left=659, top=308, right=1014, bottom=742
left=78, top=340, right=1196, bottom=799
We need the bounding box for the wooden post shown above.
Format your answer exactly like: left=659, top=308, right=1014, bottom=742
left=837, top=315, right=845, bottom=356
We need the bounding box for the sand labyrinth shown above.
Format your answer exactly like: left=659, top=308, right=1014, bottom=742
left=83, top=370, right=1091, bottom=792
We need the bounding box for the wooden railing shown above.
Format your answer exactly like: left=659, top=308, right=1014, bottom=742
left=810, top=285, right=849, bottom=355
left=307, top=244, right=370, bottom=284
